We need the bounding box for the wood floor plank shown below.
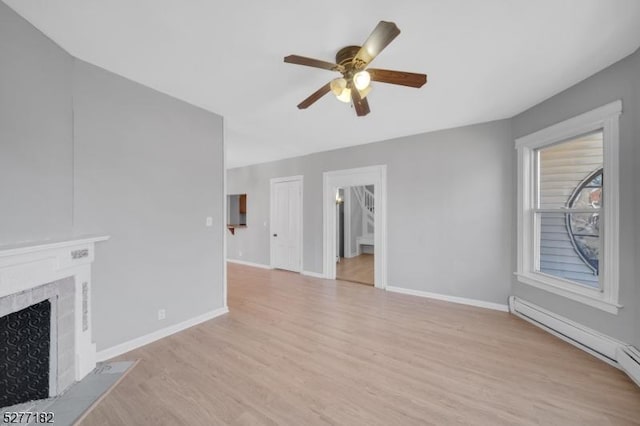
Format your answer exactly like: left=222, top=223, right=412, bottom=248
left=336, top=254, right=374, bottom=285
left=80, top=264, right=640, bottom=425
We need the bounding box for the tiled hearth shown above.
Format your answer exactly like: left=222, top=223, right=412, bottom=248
left=0, top=236, right=108, bottom=407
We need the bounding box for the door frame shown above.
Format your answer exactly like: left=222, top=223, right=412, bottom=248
left=270, top=175, right=304, bottom=272
left=343, top=187, right=354, bottom=258
left=323, top=165, right=387, bottom=289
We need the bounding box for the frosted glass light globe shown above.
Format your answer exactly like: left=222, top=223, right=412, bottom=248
left=353, top=71, right=371, bottom=91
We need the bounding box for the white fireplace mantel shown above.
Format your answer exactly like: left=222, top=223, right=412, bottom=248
left=0, top=235, right=109, bottom=381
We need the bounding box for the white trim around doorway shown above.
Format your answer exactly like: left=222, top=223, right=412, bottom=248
left=322, top=165, right=387, bottom=289
left=342, top=187, right=355, bottom=258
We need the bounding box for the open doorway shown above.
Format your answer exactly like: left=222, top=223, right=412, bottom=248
left=323, top=165, right=387, bottom=289
left=336, top=186, right=375, bottom=285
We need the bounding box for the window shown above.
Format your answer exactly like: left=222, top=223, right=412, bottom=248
left=515, top=101, right=621, bottom=314
left=537, top=132, right=602, bottom=288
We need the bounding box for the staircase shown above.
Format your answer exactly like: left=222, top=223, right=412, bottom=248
left=353, top=185, right=374, bottom=252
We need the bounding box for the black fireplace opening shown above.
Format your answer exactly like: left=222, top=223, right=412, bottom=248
left=0, top=299, right=51, bottom=408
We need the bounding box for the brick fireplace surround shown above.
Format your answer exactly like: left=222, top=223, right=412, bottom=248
left=0, top=236, right=108, bottom=401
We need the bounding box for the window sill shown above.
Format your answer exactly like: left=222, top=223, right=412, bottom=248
left=514, top=272, right=621, bottom=315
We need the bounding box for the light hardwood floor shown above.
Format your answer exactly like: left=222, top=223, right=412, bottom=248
left=81, top=264, right=640, bottom=425
left=336, top=253, right=374, bottom=286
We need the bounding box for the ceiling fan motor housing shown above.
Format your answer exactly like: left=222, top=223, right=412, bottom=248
left=336, top=45, right=363, bottom=73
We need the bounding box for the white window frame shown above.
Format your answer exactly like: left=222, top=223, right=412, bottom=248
left=515, top=100, right=622, bottom=314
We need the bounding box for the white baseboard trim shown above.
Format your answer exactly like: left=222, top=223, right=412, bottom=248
left=302, top=270, right=326, bottom=279
left=226, top=259, right=272, bottom=269
left=386, top=286, right=509, bottom=312
left=617, top=346, right=640, bottom=387
left=96, top=306, right=229, bottom=362
left=509, top=296, right=623, bottom=367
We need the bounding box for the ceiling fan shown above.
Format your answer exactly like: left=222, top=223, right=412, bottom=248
left=284, top=21, right=427, bottom=117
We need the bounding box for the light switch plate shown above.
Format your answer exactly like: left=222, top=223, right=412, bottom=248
left=206, top=216, right=213, bottom=227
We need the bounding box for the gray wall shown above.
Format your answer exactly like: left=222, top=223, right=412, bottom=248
left=228, top=120, right=514, bottom=305
left=72, top=60, right=225, bottom=350
left=511, top=48, right=640, bottom=346
left=0, top=1, right=74, bottom=244
left=0, top=2, right=226, bottom=352
left=228, top=195, right=240, bottom=225
left=636, top=53, right=640, bottom=349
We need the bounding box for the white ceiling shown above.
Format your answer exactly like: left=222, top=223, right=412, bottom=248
left=5, top=0, right=640, bottom=168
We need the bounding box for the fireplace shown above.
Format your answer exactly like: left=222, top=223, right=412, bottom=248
left=1, top=300, right=51, bottom=407
left=0, top=236, right=108, bottom=408
left=0, top=276, right=76, bottom=408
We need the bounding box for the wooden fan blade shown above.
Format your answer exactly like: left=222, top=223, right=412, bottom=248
left=353, top=21, right=401, bottom=67
left=350, top=83, right=371, bottom=117
left=284, top=55, right=343, bottom=72
left=368, top=68, right=427, bottom=88
left=297, top=83, right=332, bottom=109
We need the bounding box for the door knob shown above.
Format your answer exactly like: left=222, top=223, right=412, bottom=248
left=273, top=234, right=278, bottom=237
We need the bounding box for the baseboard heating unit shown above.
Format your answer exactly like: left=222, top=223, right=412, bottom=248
left=508, top=297, right=640, bottom=388
left=617, top=346, right=640, bottom=387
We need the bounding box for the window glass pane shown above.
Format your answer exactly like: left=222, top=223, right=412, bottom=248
left=537, top=131, right=603, bottom=209
left=537, top=212, right=599, bottom=288
left=568, top=212, right=600, bottom=237
left=572, top=186, right=602, bottom=209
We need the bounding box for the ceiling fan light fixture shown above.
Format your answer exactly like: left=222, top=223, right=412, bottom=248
left=330, top=78, right=347, bottom=96
left=353, top=70, right=371, bottom=91
left=358, top=86, right=372, bottom=99
left=336, top=88, right=351, bottom=103
left=284, top=20, right=427, bottom=116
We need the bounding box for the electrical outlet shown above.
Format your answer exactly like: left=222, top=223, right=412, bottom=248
left=239, top=250, right=243, bottom=257
left=205, top=216, right=213, bottom=227
left=158, top=309, right=166, bottom=320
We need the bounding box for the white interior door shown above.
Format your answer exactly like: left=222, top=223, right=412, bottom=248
left=271, top=178, right=302, bottom=272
